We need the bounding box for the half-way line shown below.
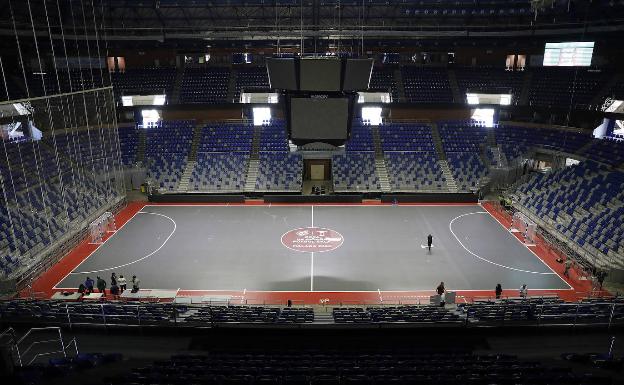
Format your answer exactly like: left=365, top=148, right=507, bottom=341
left=70, top=211, right=177, bottom=275
left=449, top=212, right=555, bottom=275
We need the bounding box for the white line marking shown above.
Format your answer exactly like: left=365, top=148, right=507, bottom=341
left=143, top=204, right=480, bottom=208
left=310, top=252, right=314, bottom=291
left=449, top=211, right=555, bottom=275
left=52, top=288, right=572, bottom=293
left=52, top=208, right=145, bottom=289
left=69, top=212, right=177, bottom=275
left=481, top=204, right=573, bottom=289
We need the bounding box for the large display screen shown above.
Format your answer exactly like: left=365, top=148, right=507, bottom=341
left=290, top=98, right=349, bottom=140
left=543, top=42, right=594, bottom=67
left=299, top=59, right=342, bottom=91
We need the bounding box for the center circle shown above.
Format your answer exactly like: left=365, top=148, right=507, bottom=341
left=281, top=227, right=344, bottom=253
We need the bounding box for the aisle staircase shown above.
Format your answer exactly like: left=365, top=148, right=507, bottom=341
left=519, top=71, right=533, bottom=106
left=244, top=159, right=259, bottom=193
left=394, top=68, right=405, bottom=102
left=430, top=123, right=447, bottom=161
left=177, top=161, right=195, bottom=192
left=136, top=129, right=146, bottom=162
left=438, top=160, right=458, bottom=192
left=243, top=126, right=262, bottom=193
left=447, top=69, right=462, bottom=103
left=170, top=67, right=185, bottom=105
left=375, top=158, right=392, bottom=193
left=188, top=125, right=203, bottom=162
left=226, top=68, right=238, bottom=103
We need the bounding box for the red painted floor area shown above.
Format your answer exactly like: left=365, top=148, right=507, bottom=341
left=27, top=200, right=607, bottom=304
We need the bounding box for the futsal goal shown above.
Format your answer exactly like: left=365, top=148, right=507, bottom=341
left=510, top=211, right=537, bottom=246
left=89, top=212, right=116, bottom=244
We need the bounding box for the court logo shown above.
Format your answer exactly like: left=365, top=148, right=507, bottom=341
left=281, top=227, right=344, bottom=253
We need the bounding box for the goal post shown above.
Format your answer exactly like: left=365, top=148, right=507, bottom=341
left=510, top=211, right=537, bottom=246
left=89, top=211, right=116, bottom=244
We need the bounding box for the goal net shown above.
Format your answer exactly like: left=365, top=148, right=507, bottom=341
left=89, top=212, right=116, bottom=244
left=510, top=211, right=537, bottom=246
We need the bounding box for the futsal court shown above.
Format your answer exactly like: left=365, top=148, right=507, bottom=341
left=54, top=204, right=571, bottom=298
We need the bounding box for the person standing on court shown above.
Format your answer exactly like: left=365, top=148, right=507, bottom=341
left=519, top=284, right=528, bottom=299
left=427, top=234, right=433, bottom=251
left=131, top=275, right=140, bottom=292
left=495, top=283, right=503, bottom=299
left=84, top=277, right=94, bottom=294
left=436, top=282, right=446, bottom=306
left=111, top=272, right=117, bottom=287
left=117, top=275, right=127, bottom=293
left=96, top=276, right=107, bottom=296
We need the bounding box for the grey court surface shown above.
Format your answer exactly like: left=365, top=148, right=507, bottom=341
left=57, top=205, right=571, bottom=292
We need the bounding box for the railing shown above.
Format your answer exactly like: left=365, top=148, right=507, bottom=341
left=7, top=327, right=79, bottom=366
left=2, top=295, right=623, bottom=329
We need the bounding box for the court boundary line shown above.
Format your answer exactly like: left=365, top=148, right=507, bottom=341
left=53, top=210, right=175, bottom=287
left=450, top=211, right=557, bottom=275
left=51, top=288, right=572, bottom=293
left=481, top=205, right=574, bottom=290
left=52, top=207, right=144, bottom=289
left=69, top=212, right=177, bottom=275
left=52, top=203, right=573, bottom=292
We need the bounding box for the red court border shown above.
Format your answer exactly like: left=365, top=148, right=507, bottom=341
left=26, top=200, right=606, bottom=304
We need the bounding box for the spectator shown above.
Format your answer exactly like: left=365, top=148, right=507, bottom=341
left=131, top=275, right=140, bottom=293
left=84, top=277, right=94, bottom=294
left=111, top=272, right=117, bottom=287
left=118, top=275, right=127, bottom=293
left=495, top=283, right=503, bottom=299
left=96, top=276, right=107, bottom=296
left=519, top=284, right=528, bottom=299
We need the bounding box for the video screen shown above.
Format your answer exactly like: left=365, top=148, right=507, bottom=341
left=543, top=42, right=594, bottom=67
left=290, top=98, right=349, bottom=140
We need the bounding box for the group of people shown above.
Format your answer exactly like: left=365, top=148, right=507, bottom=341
left=79, top=273, right=140, bottom=297
left=435, top=282, right=530, bottom=306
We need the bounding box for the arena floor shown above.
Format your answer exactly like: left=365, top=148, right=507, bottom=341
left=55, top=204, right=571, bottom=294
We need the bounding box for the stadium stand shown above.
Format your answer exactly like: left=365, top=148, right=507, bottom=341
left=345, top=121, right=375, bottom=152
left=455, top=66, right=524, bottom=104
left=401, top=67, right=453, bottom=103
left=369, top=66, right=398, bottom=101
left=255, top=152, right=303, bottom=192
left=332, top=152, right=380, bottom=193
left=235, top=66, right=270, bottom=101
left=529, top=68, right=611, bottom=109
left=111, top=68, right=175, bottom=101
left=384, top=152, right=446, bottom=192
left=117, top=126, right=139, bottom=166
left=144, top=120, right=194, bottom=191
left=438, top=121, right=489, bottom=191
left=188, top=152, right=248, bottom=192
left=104, top=351, right=614, bottom=385
left=514, top=160, right=624, bottom=269
left=179, top=67, right=230, bottom=104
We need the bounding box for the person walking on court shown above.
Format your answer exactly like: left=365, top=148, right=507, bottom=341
left=111, top=272, right=117, bottom=287
left=427, top=234, right=433, bottom=252
left=519, top=283, right=528, bottom=299
left=436, top=281, right=446, bottom=306
left=563, top=259, right=572, bottom=278
left=84, top=277, right=94, bottom=294
left=495, top=283, right=503, bottom=299
left=117, top=275, right=127, bottom=293
left=96, top=276, right=107, bottom=296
